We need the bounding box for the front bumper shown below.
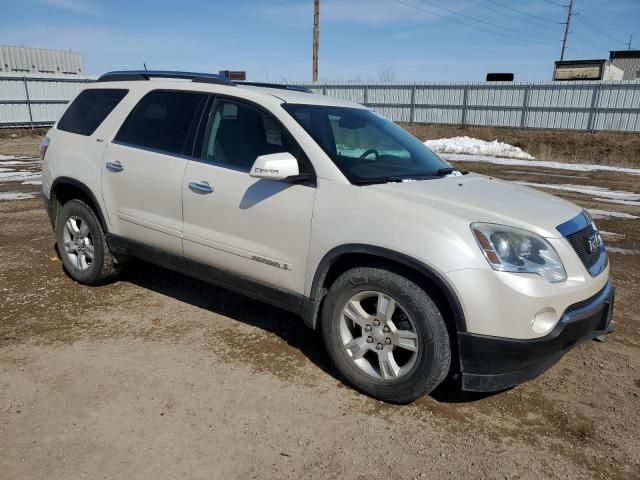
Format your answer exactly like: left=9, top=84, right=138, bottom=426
left=458, top=279, right=615, bottom=392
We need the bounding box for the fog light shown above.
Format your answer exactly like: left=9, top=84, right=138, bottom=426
left=532, top=308, right=557, bottom=335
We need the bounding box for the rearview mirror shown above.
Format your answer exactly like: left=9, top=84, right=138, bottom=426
left=250, top=152, right=299, bottom=180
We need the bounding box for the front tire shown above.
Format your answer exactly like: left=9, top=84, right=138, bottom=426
left=322, top=267, right=451, bottom=404
left=55, top=199, right=121, bottom=285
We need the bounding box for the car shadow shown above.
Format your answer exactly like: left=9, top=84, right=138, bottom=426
left=119, top=258, right=339, bottom=379
left=114, top=258, right=500, bottom=405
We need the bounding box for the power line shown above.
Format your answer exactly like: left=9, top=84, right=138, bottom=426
left=415, top=0, right=560, bottom=42
left=389, top=0, right=556, bottom=46
left=541, top=0, right=565, bottom=7
left=482, top=0, right=561, bottom=24
left=574, top=14, right=628, bottom=45
left=465, top=0, right=560, bottom=32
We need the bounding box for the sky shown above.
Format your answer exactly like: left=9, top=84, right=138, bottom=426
left=1, top=0, right=639, bottom=81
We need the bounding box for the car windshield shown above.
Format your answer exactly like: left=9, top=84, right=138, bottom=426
left=283, top=104, right=451, bottom=184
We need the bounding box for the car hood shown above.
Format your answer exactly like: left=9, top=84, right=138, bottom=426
left=369, top=173, right=582, bottom=239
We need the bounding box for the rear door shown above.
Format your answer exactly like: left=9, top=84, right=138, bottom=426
left=181, top=98, right=316, bottom=294
left=101, top=90, right=207, bottom=254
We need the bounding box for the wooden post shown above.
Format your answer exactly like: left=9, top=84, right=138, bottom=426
left=313, top=0, right=319, bottom=82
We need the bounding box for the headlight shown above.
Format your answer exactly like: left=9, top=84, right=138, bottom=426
left=471, top=223, right=567, bottom=283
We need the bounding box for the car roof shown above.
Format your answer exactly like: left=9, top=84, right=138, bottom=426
left=235, top=85, right=363, bottom=108
left=87, top=77, right=367, bottom=110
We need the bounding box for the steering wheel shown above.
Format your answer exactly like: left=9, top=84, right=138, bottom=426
left=356, top=149, right=379, bottom=164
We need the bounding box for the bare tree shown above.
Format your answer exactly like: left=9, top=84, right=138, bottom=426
left=377, top=65, right=396, bottom=83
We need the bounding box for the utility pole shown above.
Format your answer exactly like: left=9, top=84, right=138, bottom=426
left=313, top=0, right=319, bottom=82
left=628, top=34, right=633, bottom=51
left=560, top=0, right=574, bottom=61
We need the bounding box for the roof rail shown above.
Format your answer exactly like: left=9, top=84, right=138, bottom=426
left=236, top=81, right=313, bottom=93
left=97, top=70, right=235, bottom=86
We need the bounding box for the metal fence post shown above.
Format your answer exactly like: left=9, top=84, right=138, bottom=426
left=409, top=85, right=416, bottom=124
left=363, top=84, right=369, bottom=107
left=587, top=83, right=602, bottom=132
left=322, top=85, right=328, bottom=95
left=22, top=77, right=34, bottom=129
left=520, top=85, right=531, bottom=129
left=461, top=85, right=469, bottom=127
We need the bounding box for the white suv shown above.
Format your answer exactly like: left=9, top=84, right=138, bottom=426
left=41, top=71, right=614, bottom=403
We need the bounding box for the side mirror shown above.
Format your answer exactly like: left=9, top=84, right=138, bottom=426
left=250, top=152, right=299, bottom=180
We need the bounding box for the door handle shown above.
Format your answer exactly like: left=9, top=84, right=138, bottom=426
left=106, top=161, right=124, bottom=172
left=188, top=181, right=214, bottom=194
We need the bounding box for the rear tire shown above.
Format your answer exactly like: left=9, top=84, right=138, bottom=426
left=322, top=267, right=451, bottom=404
left=55, top=199, right=121, bottom=285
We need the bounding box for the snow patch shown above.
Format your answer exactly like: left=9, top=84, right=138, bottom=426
left=440, top=153, right=640, bottom=176
left=22, top=180, right=42, bottom=186
left=425, top=136, right=534, bottom=160
left=606, top=246, right=640, bottom=255
left=0, top=192, right=36, bottom=201
left=595, top=198, right=640, bottom=207
left=517, top=182, right=640, bottom=203
left=587, top=209, right=639, bottom=220
left=0, top=155, right=28, bottom=161
left=0, top=171, right=41, bottom=183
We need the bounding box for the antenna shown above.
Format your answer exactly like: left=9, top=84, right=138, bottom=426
left=560, top=0, right=574, bottom=61
left=143, top=63, right=148, bottom=71
left=628, top=34, right=633, bottom=51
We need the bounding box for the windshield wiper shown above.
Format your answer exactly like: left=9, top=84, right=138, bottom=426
left=350, top=168, right=469, bottom=185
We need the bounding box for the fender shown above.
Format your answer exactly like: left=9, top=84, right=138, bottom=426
left=309, top=244, right=467, bottom=332
left=49, top=177, right=110, bottom=233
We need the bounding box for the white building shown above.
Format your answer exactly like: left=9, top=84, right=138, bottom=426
left=0, top=45, right=83, bottom=77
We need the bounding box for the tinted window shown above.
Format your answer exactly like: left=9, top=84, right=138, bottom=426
left=116, top=91, right=206, bottom=156
left=202, top=100, right=298, bottom=171
left=58, top=89, right=127, bottom=136
left=283, top=104, right=449, bottom=184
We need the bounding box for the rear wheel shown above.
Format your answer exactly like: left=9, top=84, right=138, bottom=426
left=55, top=199, right=121, bottom=285
left=322, top=267, right=451, bottom=404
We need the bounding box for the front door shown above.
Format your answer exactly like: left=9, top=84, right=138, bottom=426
left=182, top=98, right=316, bottom=294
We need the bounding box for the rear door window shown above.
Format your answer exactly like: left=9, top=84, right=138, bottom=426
left=57, top=89, right=128, bottom=136
left=115, top=90, right=207, bottom=156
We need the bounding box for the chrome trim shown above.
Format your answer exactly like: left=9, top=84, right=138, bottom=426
left=188, top=181, right=214, bottom=194
left=105, top=161, right=124, bottom=172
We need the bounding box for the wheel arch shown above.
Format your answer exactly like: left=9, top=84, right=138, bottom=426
left=307, top=244, right=467, bottom=334
left=50, top=177, right=108, bottom=233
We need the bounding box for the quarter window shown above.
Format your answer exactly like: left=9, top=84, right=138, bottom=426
left=58, top=88, right=128, bottom=136
left=115, top=90, right=206, bottom=156
left=202, top=100, right=297, bottom=171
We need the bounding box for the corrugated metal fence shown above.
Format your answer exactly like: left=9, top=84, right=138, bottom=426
left=1, top=76, right=639, bottom=132
left=0, top=75, right=92, bottom=127
left=304, top=81, right=640, bottom=132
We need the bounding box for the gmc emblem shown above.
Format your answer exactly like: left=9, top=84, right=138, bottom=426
left=586, top=233, right=600, bottom=254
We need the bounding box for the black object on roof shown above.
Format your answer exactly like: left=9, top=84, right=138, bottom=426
left=486, top=73, right=514, bottom=82
left=609, top=50, right=640, bottom=60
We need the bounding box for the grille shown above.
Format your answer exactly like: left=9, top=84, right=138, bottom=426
left=566, top=223, right=601, bottom=270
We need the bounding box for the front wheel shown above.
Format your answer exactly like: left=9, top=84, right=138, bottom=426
left=322, top=267, right=451, bottom=404
left=55, top=199, right=121, bottom=285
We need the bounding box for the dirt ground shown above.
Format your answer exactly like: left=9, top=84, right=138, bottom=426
left=1, top=134, right=639, bottom=479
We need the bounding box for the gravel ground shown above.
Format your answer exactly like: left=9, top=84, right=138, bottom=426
left=0, top=136, right=639, bottom=479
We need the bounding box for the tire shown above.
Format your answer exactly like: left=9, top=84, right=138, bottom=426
left=55, top=199, right=121, bottom=285
left=321, top=267, right=451, bottom=404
